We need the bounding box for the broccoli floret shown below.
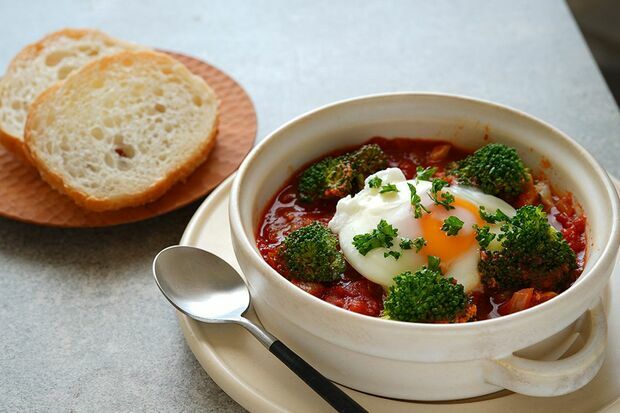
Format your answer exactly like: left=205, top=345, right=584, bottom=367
left=281, top=222, right=345, bottom=282
left=450, top=143, right=530, bottom=201
left=297, top=157, right=354, bottom=202
left=348, top=143, right=389, bottom=177
left=478, top=205, right=578, bottom=291
left=297, top=144, right=388, bottom=202
left=383, top=267, right=468, bottom=323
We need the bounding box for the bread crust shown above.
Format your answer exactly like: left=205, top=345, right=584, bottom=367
left=0, top=28, right=139, bottom=160
left=5, top=29, right=117, bottom=72
left=0, top=128, right=28, bottom=160
left=24, top=50, right=220, bottom=212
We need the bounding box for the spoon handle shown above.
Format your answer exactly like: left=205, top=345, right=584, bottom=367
left=269, top=340, right=368, bottom=413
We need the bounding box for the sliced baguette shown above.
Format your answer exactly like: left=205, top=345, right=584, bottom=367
left=25, top=50, right=219, bottom=212
left=0, top=28, right=141, bottom=158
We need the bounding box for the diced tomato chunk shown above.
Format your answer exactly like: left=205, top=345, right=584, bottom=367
left=318, top=279, right=384, bottom=316
left=323, top=294, right=345, bottom=308
left=397, top=160, right=416, bottom=179
left=515, top=176, right=539, bottom=208
left=558, top=213, right=587, bottom=253
left=499, top=288, right=534, bottom=315
left=291, top=280, right=327, bottom=297
left=555, top=194, right=575, bottom=216
left=428, top=144, right=452, bottom=163
left=344, top=297, right=382, bottom=317
left=344, top=280, right=382, bottom=297
left=536, top=291, right=558, bottom=304
left=499, top=288, right=558, bottom=316
left=555, top=212, right=571, bottom=227
left=572, top=216, right=586, bottom=233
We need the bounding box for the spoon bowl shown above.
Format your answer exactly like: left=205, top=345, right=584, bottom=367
left=153, top=245, right=249, bottom=322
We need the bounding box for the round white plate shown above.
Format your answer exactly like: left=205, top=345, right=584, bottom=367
left=179, top=174, right=620, bottom=413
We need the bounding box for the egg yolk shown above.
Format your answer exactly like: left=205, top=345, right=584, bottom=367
left=419, top=196, right=484, bottom=263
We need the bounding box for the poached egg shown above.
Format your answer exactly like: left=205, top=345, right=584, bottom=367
left=328, top=168, right=515, bottom=292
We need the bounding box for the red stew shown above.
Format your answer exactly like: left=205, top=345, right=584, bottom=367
left=256, top=138, right=587, bottom=321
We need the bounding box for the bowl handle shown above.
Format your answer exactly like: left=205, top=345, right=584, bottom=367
left=482, top=299, right=607, bottom=397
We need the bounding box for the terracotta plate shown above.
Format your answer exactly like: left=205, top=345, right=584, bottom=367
left=0, top=51, right=257, bottom=227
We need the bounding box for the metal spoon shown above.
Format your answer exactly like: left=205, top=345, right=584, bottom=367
left=153, top=245, right=367, bottom=413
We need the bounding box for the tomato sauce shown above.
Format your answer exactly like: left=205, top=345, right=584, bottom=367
left=256, top=138, right=587, bottom=321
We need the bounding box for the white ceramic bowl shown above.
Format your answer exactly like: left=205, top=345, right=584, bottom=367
left=229, top=93, right=620, bottom=401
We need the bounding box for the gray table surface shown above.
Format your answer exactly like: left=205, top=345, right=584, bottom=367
left=1, top=0, right=619, bottom=411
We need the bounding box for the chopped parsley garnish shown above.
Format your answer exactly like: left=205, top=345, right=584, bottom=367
left=368, top=176, right=382, bottom=188
left=428, top=178, right=455, bottom=210
left=479, top=206, right=510, bottom=224
left=415, top=166, right=437, bottom=181
left=380, top=183, right=399, bottom=193
left=412, top=236, right=427, bottom=252
left=473, top=224, right=496, bottom=249
left=441, top=216, right=464, bottom=236
left=352, top=219, right=399, bottom=255
left=407, top=183, right=430, bottom=218
left=399, top=236, right=426, bottom=252
left=384, top=250, right=402, bottom=260
left=428, top=255, right=442, bottom=273
left=399, top=238, right=413, bottom=250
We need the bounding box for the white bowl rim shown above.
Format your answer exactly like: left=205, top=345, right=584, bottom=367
left=230, top=91, right=620, bottom=332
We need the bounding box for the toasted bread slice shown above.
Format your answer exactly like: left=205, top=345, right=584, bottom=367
left=0, top=28, right=140, bottom=158
left=24, top=50, right=219, bottom=211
